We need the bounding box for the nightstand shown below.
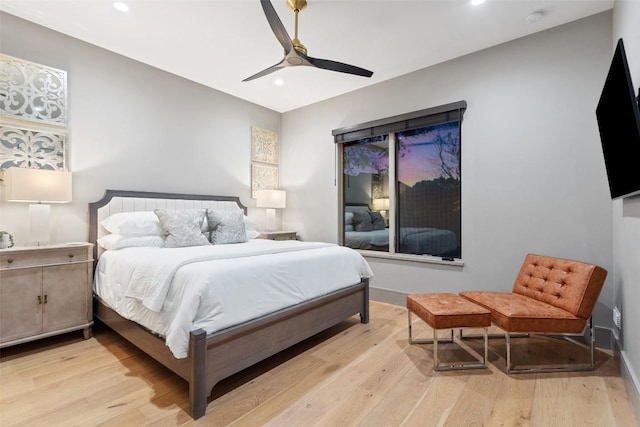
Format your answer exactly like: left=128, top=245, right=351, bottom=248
left=257, top=231, right=298, bottom=241
left=0, top=243, right=94, bottom=348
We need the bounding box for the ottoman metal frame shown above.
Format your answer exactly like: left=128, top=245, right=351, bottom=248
left=407, top=293, right=490, bottom=371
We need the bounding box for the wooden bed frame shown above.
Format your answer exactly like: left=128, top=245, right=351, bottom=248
left=89, top=190, right=370, bottom=419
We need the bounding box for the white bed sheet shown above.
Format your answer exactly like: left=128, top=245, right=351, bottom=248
left=94, top=239, right=373, bottom=358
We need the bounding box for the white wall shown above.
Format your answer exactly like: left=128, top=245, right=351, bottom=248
left=0, top=13, right=282, bottom=241
left=611, top=0, right=640, bottom=415
left=281, top=13, right=615, bottom=325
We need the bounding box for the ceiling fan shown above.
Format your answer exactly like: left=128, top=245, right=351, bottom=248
left=243, top=0, right=373, bottom=82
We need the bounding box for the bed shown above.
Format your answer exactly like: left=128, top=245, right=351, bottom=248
left=89, top=190, right=372, bottom=419
left=344, top=205, right=459, bottom=256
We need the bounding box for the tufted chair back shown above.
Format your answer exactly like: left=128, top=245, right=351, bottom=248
left=512, top=254, right=608, bottom=320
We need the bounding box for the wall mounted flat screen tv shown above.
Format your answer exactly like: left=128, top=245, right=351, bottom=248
left=596, top=38, right=640, bottom=200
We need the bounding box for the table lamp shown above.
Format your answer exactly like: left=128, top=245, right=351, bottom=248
left=373, top=198, right=390, bottom=222
left=256, top=189, right=286, bottom=232
left=4, top=167, right=72, bottom=245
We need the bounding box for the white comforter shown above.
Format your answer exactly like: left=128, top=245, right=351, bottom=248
left=94, top=239, right=373, bottom=358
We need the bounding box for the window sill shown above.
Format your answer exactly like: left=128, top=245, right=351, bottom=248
left=356, top=250, right=464, bottom=267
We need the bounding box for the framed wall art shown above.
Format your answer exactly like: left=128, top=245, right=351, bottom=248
left=251, top=163, right=278, bottom=199
left=0, top=54, right=69, bottom=178
left=251, top=126, right=278, bottom=165
left=0, top=54, right=68, bottom=127
left=0, top=125, right=67, bottom=171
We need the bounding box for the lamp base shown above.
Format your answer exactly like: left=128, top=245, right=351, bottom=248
left=265, top=208, right=277, bottom=232
left=29, top=204, right=51, bottom=245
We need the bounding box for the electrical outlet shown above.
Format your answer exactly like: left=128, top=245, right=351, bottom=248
left=613, top=306, right=622, bottom=329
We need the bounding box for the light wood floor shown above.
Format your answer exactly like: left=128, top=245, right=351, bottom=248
left=1, top=301, right=637, bottom=426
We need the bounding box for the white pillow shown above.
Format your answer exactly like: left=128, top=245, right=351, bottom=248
left=97, top=234, right=165, bottom=250
left=345, top=211, right=354, bottom=225
left=154, top=209, right=210, bottom=248
left=246, top=229, right=261, bottom=239
left=101, top=211, right=165, bottom=236
left=243, top=215, right=260, bottom=239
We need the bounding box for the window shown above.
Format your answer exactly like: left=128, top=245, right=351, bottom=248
left=334, top=101, right=466, bottom=260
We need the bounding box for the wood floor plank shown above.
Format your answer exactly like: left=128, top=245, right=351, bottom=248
left=0, top=301, right=637, bottom=427
left=400, top=373, right=469, bottom=427
left=485, top=373, right=536, bottom=426
left=260, top=317, right=410, bottom=425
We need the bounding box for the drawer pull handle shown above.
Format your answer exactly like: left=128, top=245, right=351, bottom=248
left=68, top=254, right=75, bottom=259
left=7, top=259, right=13, bottom=264
left=38, top=295, right=48, bottom=304
left=38, top=295, right=42, bottom=304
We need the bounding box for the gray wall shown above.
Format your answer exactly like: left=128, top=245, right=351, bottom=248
left=611, top=0, right=640, bottom=417
left=282, top=12, right=614, bottom=312
left=0, top=12, right=282, bottom=241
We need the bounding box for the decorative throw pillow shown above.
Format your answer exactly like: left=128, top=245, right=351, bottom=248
left=207, top=210, right=248, bottom=244
left=154, top=209, right=210, bottom=248
left=369, top=211, right=386, bottom=230
left=353, top=211, right=373, bottom=232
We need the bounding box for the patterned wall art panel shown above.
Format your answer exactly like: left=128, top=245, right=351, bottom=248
left=0, top=54, right=68, bottom=127
left=251, top=127, right=278, bottom=165
left=0, top=125, right=67, bottom=171
left=251, top=163, right=278, bottom=199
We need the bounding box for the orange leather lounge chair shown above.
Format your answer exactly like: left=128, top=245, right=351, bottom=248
left=460, top=253, right=607, bottom=373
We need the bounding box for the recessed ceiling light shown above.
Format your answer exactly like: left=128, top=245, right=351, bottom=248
left=274, top=78, right=284, bottom=86
left=113, top=2, right=129, bottom=12
left=471, top=0, right=486, bottom=5
left=525, top=10, right=544, bottom=23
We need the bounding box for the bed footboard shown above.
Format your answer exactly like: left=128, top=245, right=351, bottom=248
left=96, top=279, right=369, bottom=420
left=189, top=278, right=369, bottom=419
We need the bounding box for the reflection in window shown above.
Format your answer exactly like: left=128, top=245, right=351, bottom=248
left=343, top=136, right=389, bottom=252
left=396, top=123, right=461, bottom=257
left=336, top=102, right=465, bottom=260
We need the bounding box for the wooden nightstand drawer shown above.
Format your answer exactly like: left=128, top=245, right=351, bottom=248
left=257, top=231, right=297, bottom=241
left=0, top=245, right=90, bottom=269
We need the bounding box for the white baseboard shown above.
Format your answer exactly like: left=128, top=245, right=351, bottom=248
left=370, top=286, right=407, bottom=307
left=617, top=342, right=640, bottom=423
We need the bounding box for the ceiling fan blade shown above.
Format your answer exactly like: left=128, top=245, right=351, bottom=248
left=243, top=0, right=374, bottom=82
left=243, top=61, right=285, bottom=82
left=260, top=0, right=294, bottom=54
left=305, top=55, right=373, bottom=78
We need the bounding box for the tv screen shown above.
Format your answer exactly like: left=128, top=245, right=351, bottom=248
left=596, top=38, right=640, bottom=200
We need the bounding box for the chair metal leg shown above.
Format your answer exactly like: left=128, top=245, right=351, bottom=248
left=506, top=317, right=596, bottom=374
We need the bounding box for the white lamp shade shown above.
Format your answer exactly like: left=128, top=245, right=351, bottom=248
left=5, top=167, right=72, bottom=203
left=256, top=189, right=286, bottom=209
left=372, top=198, right=389, bottom=211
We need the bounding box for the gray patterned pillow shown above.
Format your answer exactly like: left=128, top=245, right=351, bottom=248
left=154, top=209, right=210, bottom=248
left=369, top=211, right=386, bottom=230
left=207, top=210, right=248, bottom=244
left=353, top=211, right=373, bottom=232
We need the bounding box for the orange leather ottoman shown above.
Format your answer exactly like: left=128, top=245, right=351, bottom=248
left=407, top=293, right=491, bottom=370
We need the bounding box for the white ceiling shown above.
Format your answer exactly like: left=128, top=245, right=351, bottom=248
left=1, top=0, right=613, bottom=113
